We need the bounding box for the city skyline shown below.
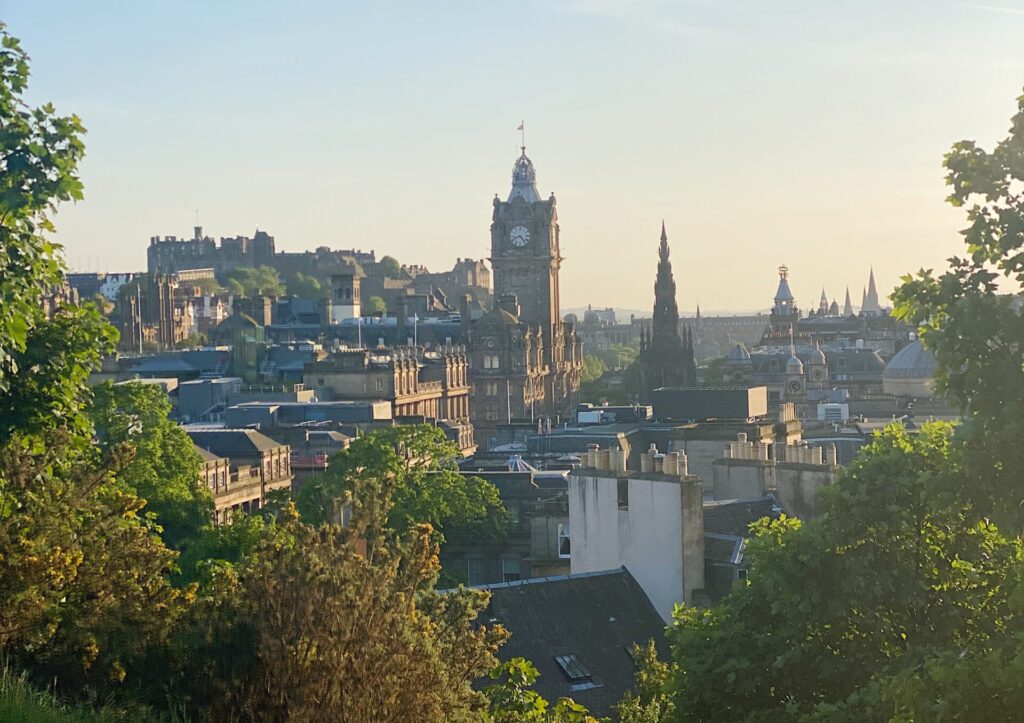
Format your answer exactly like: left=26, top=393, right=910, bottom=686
left=9, top=1, right=1024, bottom=310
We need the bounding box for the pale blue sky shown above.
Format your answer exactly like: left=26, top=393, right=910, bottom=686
left=7, top=1, right=1024, bottom=311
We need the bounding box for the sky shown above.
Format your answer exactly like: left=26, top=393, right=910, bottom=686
left=7, top=1, right=1024, bottom=313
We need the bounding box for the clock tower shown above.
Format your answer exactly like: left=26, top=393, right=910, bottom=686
left=469, top=145, right=581, bottom=433
left=490, top=147, right=562, bottom=357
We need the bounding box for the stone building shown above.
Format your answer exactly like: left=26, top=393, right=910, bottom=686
left=304, top=346, right=475, bottom=453
left=190, top=429, right=294, bottom=523
left=470, top=147, right=583, bottom=441
left=636, top=223, right=696, bottom=401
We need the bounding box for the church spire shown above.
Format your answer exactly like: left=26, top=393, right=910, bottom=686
left=843, top=286, right=854, bottom=316
left=862, top=266, right=882, bottom=314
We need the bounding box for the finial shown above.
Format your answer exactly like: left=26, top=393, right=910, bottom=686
left=660, top=220, right=667, bottom=243
left=517, top=120, right=525, bottom=154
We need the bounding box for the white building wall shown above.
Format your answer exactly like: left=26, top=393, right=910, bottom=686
left=570, top=472, right=692, bottom=621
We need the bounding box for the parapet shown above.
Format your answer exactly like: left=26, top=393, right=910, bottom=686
left=583, top=442, right=691, bottom=479
left=721, top=433, right=838, bottom=467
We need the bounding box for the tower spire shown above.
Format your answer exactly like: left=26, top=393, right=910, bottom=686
left=843, top=286, right=854, bottom=316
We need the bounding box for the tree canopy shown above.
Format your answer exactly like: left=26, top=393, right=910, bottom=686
left=224, top=265, right=284, bottom=298
left=286, top=271, right=329, bottom=299
left=363, top=294, right=387, bottom=315
left=379, top=254, right=402, bottom=278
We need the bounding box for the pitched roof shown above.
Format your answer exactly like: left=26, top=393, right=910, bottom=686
left=187, top=429, right=285, bottom=459
left=703, top=495, right=782, bottom=537
left=480, top=568, right=666, bottom=717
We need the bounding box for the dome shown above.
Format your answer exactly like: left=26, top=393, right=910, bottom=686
left=786, top=352, right=804, bottom=373
left=809, top=343, right=826, bottom=365
left=884, top=340, right=937, bottom=379
left=726, top=343, right=752, bottom=364
left=883, top=340, right=938, bottom=397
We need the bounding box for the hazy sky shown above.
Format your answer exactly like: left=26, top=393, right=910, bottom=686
left=8, top=1, right=1024, bottom=312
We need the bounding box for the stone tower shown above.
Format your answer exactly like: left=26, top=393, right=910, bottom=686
left=638, top=223, right=696, bottom=401
left=490, top=147, right=562, bottom=355
left=473, top=145, right=581, bottom=432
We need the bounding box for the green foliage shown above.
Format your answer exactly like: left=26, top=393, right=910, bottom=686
left=175, top=512, right=272, bottom=586
left=363, top=294, right=387, bottom=315
left=615, top=641, right=675, bottom=723
left=483, top=658, right=603, bottom=722
left=580, top=355, right=607, bottom=384
left=192, top=276, right=222, bottom=296
left=0, top=432, right=188, bottom=703
left=0, top=304, right=116, bottom=445
left=0, top=665, right=157, bottom=722
left=223, top=265, right=283, bottom=298
left=701, top=356, right=726, bottom=387
left=177, top=501, right=507, bottom=720
left=285, top=271, right=328, bottom=299
left=594, top=344, right=638, bottom=371
left=892, top=91, right=1024, bottom=532
left=89, top=382, right=212, bottom=550
left=296, top=425, right=509, bottom=548
left=173, top=332, right=204, bottom=349
left=667, top=423, right=1024, bottom=721
left=379, top=254, right=401, bottom=278
left=0, top=22, right=86, bottom=395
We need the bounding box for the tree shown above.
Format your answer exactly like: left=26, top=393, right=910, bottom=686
left=0, top=23, right=85, bottom=395
left=379, top=255, right=401, bottom=279
left=666, top=424, right=1024, bottom=721
left=0, top=24, right=187, bottom=705
left=363, top=294, right=387, bottom=315
left=224, top=265, right=283, bottom=298
left=580, top=355, right=607, bottom=384
left=193, top=276, right=222, bottom=296
left=0, top=431, right=187, bottom=702
left=893, top=90, right=1024, bottom=533
left=89, top=382, right=213, bottom=550
left=483, top=658, right=602, bottom=722
left=701, top=356, right=726, bottom=387
left=296, top=426, right=509, bottom=549
left=179, top=504, right=507, bottom=719
left=286, top=272, right=328, bottom=299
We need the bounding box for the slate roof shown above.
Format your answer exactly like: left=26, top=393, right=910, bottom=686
left=703, top=495, right=782, bottom=537
left=479, top=568, right=667, bottom=717
left=704, top=533, right=744, bottom=565
left=194, top=445, right=224, bottom=463
left=187, top=429, right=286, bottom=459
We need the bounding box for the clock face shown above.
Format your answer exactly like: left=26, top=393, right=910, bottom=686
left=509, top=225, right=530, bottom=247
left=788, top=380, right=803, bottom=393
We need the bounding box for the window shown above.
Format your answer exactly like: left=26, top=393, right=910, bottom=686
left=375, top=377, right=385, bottom=392
left=737, top=568, right=748, bottom=581
left=485, top=381, right=499, bottom=397
left=483, top=354, right=500, bottom=369
left=554, top=654, right=591, bottom=681
left=557, top=523, right=571, bottom=558
left=485, top=407, right=500, bottom=421
left=274, top=458, right=281, bottom=477
left=554, top=655, right=602, bottom=691
left=617, top=478, right=629, bottom=510
left=467, top=557, right=486, bottom=586
left=501, top=557, right=521, bottom=583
